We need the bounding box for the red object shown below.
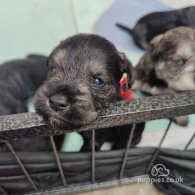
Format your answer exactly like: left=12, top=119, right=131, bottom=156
left=120, top=73, right=134, bottom=101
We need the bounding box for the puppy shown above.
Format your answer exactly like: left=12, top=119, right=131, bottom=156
left=0, top=55, right=48, bottom=115
left=116, top=6, right=195, bottom=49
left=134, top=27, right=195, bottom=126
left=34, top=34, right=145, bottom=151
left=0, top=55, right=63, bottom=151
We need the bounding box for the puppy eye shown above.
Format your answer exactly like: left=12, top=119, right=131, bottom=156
left=152, top=53, right=160, bottom=62
left=92, top=77, right=104, bottom=86
left=176, top=58, right=186, bottom=66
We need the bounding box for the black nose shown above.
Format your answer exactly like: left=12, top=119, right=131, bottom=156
left=49, top=94, right=69, bottom=111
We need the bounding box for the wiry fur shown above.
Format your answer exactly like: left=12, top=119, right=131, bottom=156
left=34, top=34, right=145, bottom=151
left=116, top=6, right=195, bottom=49
left=134, top=27, right=195, bottom=126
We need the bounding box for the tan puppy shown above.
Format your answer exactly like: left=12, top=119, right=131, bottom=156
left=134, top=27, right=195, bottom=126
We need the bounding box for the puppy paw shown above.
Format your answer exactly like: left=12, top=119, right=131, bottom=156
left=173, top=116, right=189, bottom=127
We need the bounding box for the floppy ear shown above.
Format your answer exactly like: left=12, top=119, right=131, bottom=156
left=117, top=52, right=134, bottom=88
left=149, top=34, right=164, bottom=61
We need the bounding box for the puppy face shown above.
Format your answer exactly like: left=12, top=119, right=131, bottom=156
left=137, top=27, right=195, bottom=92
left=34, top=34, right=133, bottom=129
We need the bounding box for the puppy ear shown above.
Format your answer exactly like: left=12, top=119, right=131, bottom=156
left=149, top=34, right=164, bottom=61
left=117, top=52, right=134, bottom=87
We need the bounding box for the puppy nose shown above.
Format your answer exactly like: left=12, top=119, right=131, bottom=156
left=49, top=94, right=69, bottom=111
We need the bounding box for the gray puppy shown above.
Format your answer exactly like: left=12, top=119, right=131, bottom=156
left=116, top=6, right=195, bottom=49
left=134, top=27, right=195, bottom=126
left=0, top=55, right=62, bottom=152
left=34, top=34, right=145, bottom=151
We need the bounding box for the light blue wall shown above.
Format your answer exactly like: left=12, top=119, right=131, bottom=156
left=0, top=0, right=112, bottom=62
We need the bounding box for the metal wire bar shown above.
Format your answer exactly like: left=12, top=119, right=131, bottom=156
left=5, top=142, right=38, bottom=191
left=91, top=129, right=95, bottom=183
left=27, top=175, right=149, bottom=195
left=50, top=136, right=66, bottom=185
left=119, top=124, right=136, bottom=178
left=146, top=120, right=173, bottom=174
left=1, top=91, right=195, bottom=141
left=184, top=132, right=195, bottom=150
left=0, top=185, right=8, bottom=195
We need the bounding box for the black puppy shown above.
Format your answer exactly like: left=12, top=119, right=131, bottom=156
left=116, top=6, right=195, bottom=49
left=0, top=55, right=63, bottom=152
left=34, top=34, right=145, bottom=151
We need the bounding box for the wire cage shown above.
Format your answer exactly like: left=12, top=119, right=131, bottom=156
left=0, top=91, right=195, bottom=195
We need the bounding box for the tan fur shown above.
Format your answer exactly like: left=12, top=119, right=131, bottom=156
left=53, top=49, right=67, bottom=65
left=135, top=27, right=195, bottom=126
